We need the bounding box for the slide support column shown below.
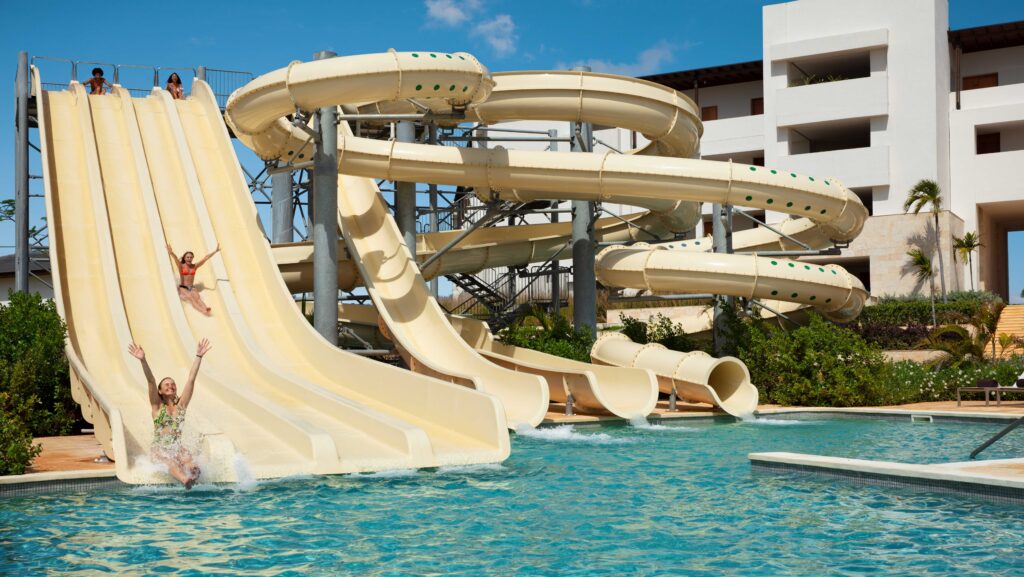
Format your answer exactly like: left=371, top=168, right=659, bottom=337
left=15, top=51, right=30, bottom=293
left=395, top=121, right=417, bottom=255
left=271, top=163, right=293, bottom=244
left=571, top=67, right=596, bottom=337
left=312, top=50, right=339, bottom=345
left=712, top=203, right=734, bottom=356
left=548, top=129, right=561, bottom=315
left=428, top=124, right=439, bottom=297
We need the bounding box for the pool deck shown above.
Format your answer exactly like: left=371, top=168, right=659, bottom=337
left=3, top=400, right=1022, bottom=498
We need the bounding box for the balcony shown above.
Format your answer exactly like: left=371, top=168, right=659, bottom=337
left=776, top=74, right=888, bottom=127
left=955, top=82, right=1024, bottom=111
left=777, top=145, right=889, bottom=189
left=700, top=114, right=765, bottom=157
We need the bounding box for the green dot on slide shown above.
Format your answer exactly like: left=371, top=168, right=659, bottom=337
left=412, top=53, right=419, bottom=58
left=771, top=290, right=778, bottom=296
left=745, top=195, right=753, bottom=201
left=415, top=85, right=422, bottom=90
left=749, top=166, right=756, bottom=171
left=771, top=260, right=778, bottom=265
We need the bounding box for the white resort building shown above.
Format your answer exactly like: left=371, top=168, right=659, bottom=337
left=478, top=0, right=1024, bottom=305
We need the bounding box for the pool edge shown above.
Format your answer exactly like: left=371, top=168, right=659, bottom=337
left=750, top=452, right=1024, bottom=503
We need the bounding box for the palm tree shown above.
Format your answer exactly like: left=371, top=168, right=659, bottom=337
left=907, top=248, right=937, bottom=326
left=952, top=231, right=983, bottom=292
left=904, top=179, right=947, bottom=302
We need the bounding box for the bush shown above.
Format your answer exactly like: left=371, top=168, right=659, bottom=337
left=0, top=392, right=42, bottom=476
left=738, top=314, right=894, bottom=406
left=0, top=291, right=76, bottom=475
left=860, top=291, right=1003, bottom=326
left=618, top=313, right=696, bottom=352
left=499, top=308, right=594, bottom=362
left=851, top=322, right=930, bottom=349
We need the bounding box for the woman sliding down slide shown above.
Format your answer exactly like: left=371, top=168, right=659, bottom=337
left=167, top=243, right=219, bottom=315
left=128, top=339, right=212, bottom=489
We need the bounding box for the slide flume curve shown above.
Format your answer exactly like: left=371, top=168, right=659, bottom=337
left=226, top=52, right=867, bottom=417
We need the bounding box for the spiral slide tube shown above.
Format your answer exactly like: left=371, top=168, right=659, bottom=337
left=226, top=52, right=870, bottom=420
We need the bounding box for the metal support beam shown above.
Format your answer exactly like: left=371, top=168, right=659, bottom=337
left=394, top=121, right=417, bottom=254
left=428, top=124, right=439, bottom=297
left=712, top=203, right=734, bottom=356
left=570, top=66, right=596, bottom=337
left=312, top=50, right=338, bottom=345
left=15, top=51, right=30, bottom=293
left=419, top=206, right=503, bottom=272
left=271, top=162, right=293, bottom=244
left=548, top=129, right=561, bottom=315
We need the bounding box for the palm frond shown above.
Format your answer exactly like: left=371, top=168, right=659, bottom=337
left=906, top=248, right=933, bottom=283
left=904, top=179, right=943, bottom=215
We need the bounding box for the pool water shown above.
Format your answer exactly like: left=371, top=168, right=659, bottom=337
left=3, top=415, right=1024, bottom=576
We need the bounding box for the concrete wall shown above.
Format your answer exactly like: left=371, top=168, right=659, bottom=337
left=961, top=45, right=1024, bottom=86
left=678, top=80, right=764, bottom=121
left=763, top=0, right=950, bottom=220
left=0, top=276, right=54, bottom=303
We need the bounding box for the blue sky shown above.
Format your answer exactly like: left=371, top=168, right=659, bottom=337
left=2, top=0, right=1024, bottom=299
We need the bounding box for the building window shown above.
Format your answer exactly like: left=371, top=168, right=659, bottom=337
left=963, top=73, right=998, bottom=91
left=752, top=156, right=764, bottom=166
left=750, top=97, right=764, bottom=116
left=976, top=132, right=1001, bottom=154
left=701, top=106, right=718, bottom=121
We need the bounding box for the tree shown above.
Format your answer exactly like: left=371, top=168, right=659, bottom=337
left=907, top=248, right=937, bottom=326
left=904, top=179, right=947, bottom=302
left=952, top=231, right=983, bottom=292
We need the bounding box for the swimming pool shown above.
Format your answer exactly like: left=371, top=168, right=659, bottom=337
left=3, top=415, right=1023, bottom=576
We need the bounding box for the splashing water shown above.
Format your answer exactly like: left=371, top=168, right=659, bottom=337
left=742, top=417, right=822, bottom=426
left=514, top=424, right=630, bottom=444
left=628, top=415, right=700, bottom=432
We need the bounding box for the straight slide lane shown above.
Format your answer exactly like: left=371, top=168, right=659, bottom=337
left=132, top=88, right=457, bottom=473
left=96, top=86, right=318, bottom=479
left=173, top=80, right=511, bottom=459
left=38, top=82, right=152, bottom=483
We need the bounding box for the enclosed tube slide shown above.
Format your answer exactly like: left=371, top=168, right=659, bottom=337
left=591, top=333, right=757, bottom=418
left=226, top=51, right=868, bottom=418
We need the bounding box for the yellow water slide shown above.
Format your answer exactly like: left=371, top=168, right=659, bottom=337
left=36, top=68, right=509, bottom=484
left=227, top=52, right=867, bottom=418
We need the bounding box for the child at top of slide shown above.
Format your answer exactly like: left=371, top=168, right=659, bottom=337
left=84, top=67, right=113, bottom=95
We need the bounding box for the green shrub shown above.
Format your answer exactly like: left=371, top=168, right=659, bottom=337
left=499, top=308, right=594, bottom=362
left=617, top=313, right=695, bottom=352
left=738, top=314, right=893, bottom=406
left=860, top=291, right=1003, bottom=326
left=0, top=392, right=42, bottom=476
left=0, top=291, right=76, bottom=437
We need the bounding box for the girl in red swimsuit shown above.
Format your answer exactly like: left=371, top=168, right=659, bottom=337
left=167, top=243, right=220, bottom=315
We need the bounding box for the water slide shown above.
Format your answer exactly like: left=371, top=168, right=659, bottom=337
left=226, top=53, right=867, bottom=417
left=35, top=68, right=509, bottom=484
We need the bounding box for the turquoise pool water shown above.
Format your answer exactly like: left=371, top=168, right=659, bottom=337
left=3, top=415, right=1024, bottom=576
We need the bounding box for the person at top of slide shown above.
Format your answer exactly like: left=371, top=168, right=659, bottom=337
left=166, top=72, right=184, bottom=100
left=128, top=338, right=212, bottom=489
left=167, top=243, right=220, bottom=316
left=84, top=67, right=113, bottom=95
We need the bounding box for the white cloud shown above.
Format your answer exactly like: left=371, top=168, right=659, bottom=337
left=471, top=14, right=518, bottom=57
left=424, top=0, right=481, bottom=27
left=561, top=40, right=689, bottom=77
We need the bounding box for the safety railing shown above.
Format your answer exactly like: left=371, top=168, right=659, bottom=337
left=30, top=56, right=252, bottom=109
left=201, top=67, right=255, bottom=109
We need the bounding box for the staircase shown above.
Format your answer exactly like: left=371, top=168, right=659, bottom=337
left=991, top=304, right=1024, bottom=359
